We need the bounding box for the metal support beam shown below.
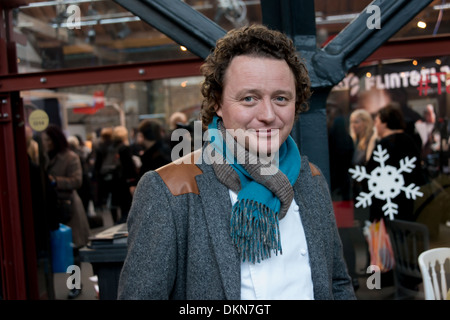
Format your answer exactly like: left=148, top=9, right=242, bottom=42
left=0, top=58, right=203, bottom=92
left=113, top=0, right=226, bottom=59
left=261, top=0, right=331, bottom=180
left=0, top=93, right=28, bottom=300
left=312, top=0, right=434, bottom=88
left=261, top=0, right=316, bottom=39
left=0, top=4, right=30, bottom=300
left=365, top=35, right=450, bottom=63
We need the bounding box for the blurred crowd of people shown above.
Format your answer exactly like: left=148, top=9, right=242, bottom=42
left=26, top=111, right=194, bottom=298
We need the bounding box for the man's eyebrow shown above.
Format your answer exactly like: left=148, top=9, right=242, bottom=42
left=272, top=90, right=294, bottom=98
left=235, top=89, right=261, bottom=97
left=234, top=89, right=294, bottom=97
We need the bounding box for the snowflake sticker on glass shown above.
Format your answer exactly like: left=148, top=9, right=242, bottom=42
left=348, top=145, right=424, bottom=220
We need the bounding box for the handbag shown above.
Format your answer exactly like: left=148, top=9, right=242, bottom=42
left=56, top=199, right=73, bottom=224
left=364, top=219, right=395, bottom=273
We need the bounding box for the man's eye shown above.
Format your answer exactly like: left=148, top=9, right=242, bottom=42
left=243, top=96, right=254, bottom=102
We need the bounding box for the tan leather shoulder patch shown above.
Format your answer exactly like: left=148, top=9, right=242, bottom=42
left=309, top=163, right=321, bottom=177
left=156, top=149, right=203, bottom=196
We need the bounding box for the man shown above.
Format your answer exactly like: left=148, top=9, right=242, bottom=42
left=118, top=24, right=355, bottom=300
left=367, top=103, right=425, bottom=222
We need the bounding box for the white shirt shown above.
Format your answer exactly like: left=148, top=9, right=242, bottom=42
left=228, top=190, right=314, bottom=300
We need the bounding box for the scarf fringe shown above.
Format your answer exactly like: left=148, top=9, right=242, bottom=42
left=230, top=199, right=282, bottom=263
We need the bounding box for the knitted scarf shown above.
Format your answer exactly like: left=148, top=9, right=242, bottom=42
left=207, top=116, right=301, bottom=263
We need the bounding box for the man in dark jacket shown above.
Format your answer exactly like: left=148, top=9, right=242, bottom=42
left=137, top=119, right=171, bottom=181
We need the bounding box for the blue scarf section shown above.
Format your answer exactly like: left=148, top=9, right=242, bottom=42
left=208, top=116, right=301, bottom=263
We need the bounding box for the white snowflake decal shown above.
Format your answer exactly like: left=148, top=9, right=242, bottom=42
left=349, top=145, right=424, bottom=220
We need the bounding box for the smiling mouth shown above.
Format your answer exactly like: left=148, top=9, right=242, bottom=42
left=254, top=129, right=279, bottom=137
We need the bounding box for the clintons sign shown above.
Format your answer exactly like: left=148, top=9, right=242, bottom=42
left=334, top=56, right=450, bottom=98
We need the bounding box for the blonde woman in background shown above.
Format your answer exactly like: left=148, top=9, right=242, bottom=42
left=100, top=126, right=138, bottom=224
left=25, top=125, right=39, bottom=165
left=348, top=109, right=377, bottom=290
left=349, top=109, right=376, bottom=166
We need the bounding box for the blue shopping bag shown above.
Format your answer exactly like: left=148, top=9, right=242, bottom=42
left=50, top=223, right=74, bottom=273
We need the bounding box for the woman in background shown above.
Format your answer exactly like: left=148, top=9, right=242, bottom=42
left=109, top=126, right=138, bottom=224
left=349, top=109, right=376, bottom=166
left=42, top=124, right=90, bottom=299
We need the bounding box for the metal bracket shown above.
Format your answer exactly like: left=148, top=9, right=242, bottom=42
left=0, top=96, right=10, bottom=123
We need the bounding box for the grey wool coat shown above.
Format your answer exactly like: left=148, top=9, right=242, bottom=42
left=117, top=148, right=356, bottom=300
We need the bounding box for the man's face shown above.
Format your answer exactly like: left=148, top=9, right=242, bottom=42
left=216, top=55, right=296, bottom=156
left=374, top=115, right=387, bottom=138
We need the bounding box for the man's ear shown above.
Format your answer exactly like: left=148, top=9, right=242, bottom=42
left=215, top=105, right=222, bottom=118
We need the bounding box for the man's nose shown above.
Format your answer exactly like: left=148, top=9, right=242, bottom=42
left=256, top=99, right=276, bottom=123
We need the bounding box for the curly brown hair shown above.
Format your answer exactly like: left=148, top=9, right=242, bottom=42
left=200, top=24, right=311, bottom=129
